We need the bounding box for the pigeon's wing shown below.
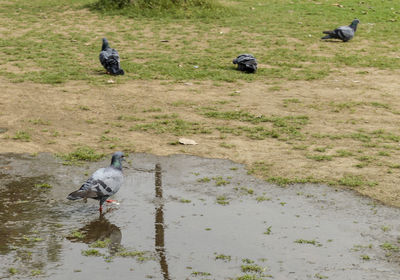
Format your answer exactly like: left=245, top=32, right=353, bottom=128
left=99, top=48, right=120, bottom=67
left=234, top=54, right=254, bottom=64
left=91, top=166, right=124, bottom=196
left=234, top=54, right=257, bottom=72
left=67, top=167, right=123, bottom=200
left=335, top=26, right=354, bottom=41
left=100, top=48, right=122, bottom=74
left=99, top=49, right=110, bottom=68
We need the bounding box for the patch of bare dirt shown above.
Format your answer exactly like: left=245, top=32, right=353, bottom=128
left=1, top=68, right=400, bottom=206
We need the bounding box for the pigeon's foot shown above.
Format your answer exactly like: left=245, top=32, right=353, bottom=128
left=106, top=199, right=120, bottom=205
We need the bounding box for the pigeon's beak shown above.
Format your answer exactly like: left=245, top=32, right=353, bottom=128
left=121, top=156, right=126, bottom=161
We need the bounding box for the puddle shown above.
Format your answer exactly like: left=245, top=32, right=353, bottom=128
left=0, top=153, right=400, bottom=279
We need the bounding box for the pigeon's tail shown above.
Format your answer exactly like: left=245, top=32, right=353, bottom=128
left=115, top=68, right=124, bottom=75
left=321, top=34, right=332, bottom=40
left=321, top=31, right=334, bottom=40
left=109, top=66, right=125, bottom=75
left=67, top=191, right=83, bottom=200
left=67, top=190, right=92, bottom=200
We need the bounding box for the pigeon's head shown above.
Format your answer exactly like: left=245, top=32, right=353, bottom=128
left=111, top=151, right=125, bottom=169
left=350, top=19, right=360, bottom=31
left=101, top=38, right=109, bottom=51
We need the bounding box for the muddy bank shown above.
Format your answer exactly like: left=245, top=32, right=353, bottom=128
left=0, top=153, right=399, bottom=279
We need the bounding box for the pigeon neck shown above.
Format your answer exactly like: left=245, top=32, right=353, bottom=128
left=350, top=22, right=358, bottom=31
left=111, top=159, right=123, bottom=170
left=102, top=41, right=109, bottom=51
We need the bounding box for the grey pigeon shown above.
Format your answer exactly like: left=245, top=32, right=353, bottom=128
left=321, top=19, right=360, bottom=42
left=233, top=54, right=257, bottom=73
left=99, top=38, right=124, bottom=75
left=67, top=151, right=125, bottom=212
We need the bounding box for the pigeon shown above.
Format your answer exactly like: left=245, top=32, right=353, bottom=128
left=99, top=38, right=125, bottom=75
left=321, top=19, right=360, bottom=42
left=67, top=151, right=125, bottom=212
left=233, top=54, right=257, bottom=73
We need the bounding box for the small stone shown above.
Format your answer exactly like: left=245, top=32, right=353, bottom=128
left=179, top=138, right=198, bottom=145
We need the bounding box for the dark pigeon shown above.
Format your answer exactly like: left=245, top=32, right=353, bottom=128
left=99, top=38, right=124, bottom=75
left=67, top=151, right=125, bottom=212
left=321, top=19, right=360, bottom=42
left=233, top=54, right=257, bottom=73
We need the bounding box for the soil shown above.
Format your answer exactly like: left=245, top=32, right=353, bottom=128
left=1, top=68, right=400, bottom=207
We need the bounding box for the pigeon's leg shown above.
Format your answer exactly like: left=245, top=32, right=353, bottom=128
left=99, top=197, right=107, bottom=212
left=106, top=199, right=117, bottom=203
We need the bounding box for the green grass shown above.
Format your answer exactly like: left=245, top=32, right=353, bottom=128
left=197, top=177, right=211, bottom=183
left=8, top=268, right=18, bottom=275
left=306, top=154, right=333, bottom=162
left=90, top=239, right=111, bottom=248
left=2, top=0, right=400, bottom=84
left=338, top=174, right=377, bottom=188
left=215, top=254, right=232, bottom=261
left=361, top=254, right=370, bottom=260
left=380, top=242, right=399, bottom=252
left=216, top=195, right=229, bottom=205
left=58, top=146, right=105, bottom=164
left=191, top=271, right=211, bottom=276
left=241, top=264, right=264, bottom=273
left=294, top=239, right=322, bottom=247
left=130, top=119, right=211, bottom=135
left=68, top=230, right=86, bottom=239
left=212, top=176, right=230, bottom=186
left=255, top=196, right=271, bottom=202
left=34, top=183, right=53, bottom=190
left=81, top=249, right=103, bottom=256
left=31, top=270, right=42, bottom=276
left=13, top=131, right=31, bottom=142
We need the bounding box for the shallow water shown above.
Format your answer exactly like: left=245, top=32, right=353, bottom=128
left=0, top=153, right=399, bottom=279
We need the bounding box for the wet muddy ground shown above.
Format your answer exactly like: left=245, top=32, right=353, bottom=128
left=0, top=153, right=399, bottom=279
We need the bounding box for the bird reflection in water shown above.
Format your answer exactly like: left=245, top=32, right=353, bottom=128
left=67, top=214, right=122, bottom=255
left=155, top=163, right=171, bottom=280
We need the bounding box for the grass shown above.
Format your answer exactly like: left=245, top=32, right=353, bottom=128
left=216, top=195, right=229, bottom=205
left=8, top=268, right=18, bottom=275
left=197, top=177, right=211, bottom=183
left=13, top=131, right=31, bottom=142
left=2, top=0, right=400, bottom=85
left=241, top=264, right=264, bottom=273
left=34, top=183, right=53, bottom=191
left=90, top=239, right=111, bottom=248
left=338, top=175, right=377, bottom=188
left=58, top=146, right=105, bottom=164
left=215, top=254, right=231, bottom=261
left=294, top=239, right=322, bottom=247
left=81, top=249, right=103, bottom=256
left=130, top=119, right=211, bottom=136
left=212, top=176, right=230, bottom=186
left=380, top=242, right=400, bottom=252
left=263, top=226, right=272, bottom=235
left=68, top=230, right=86, bottom=240
left=361, top=254, right=370, bottom=260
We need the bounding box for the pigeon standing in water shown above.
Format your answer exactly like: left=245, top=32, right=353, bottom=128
left=233, top=54, right=257, bottom=73
left=321, top=19, right=360, bottom=42
left=99, top=38, right=125, bottom=75
left=67, top=151, right=125, bottom=213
